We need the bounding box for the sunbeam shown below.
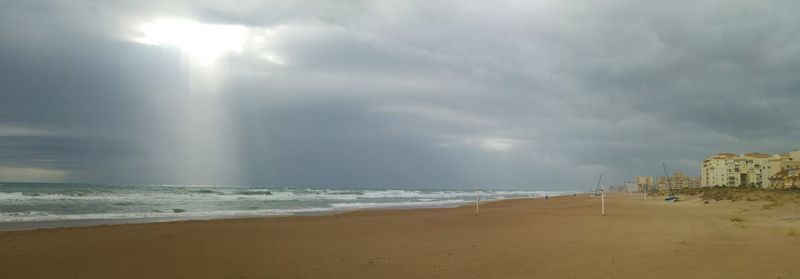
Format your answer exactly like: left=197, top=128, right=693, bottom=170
left=133, top=18, right=248, bottom=66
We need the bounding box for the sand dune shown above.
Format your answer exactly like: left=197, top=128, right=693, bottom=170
left=2, top=194, right=799, bottom=278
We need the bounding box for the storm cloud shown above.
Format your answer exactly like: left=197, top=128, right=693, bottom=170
left=1, top=0, right=799, bottom=189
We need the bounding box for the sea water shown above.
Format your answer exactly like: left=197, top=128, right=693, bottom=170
left=0, top=182, right=573, bottom=229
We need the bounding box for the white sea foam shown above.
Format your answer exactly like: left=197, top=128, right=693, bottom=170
left=0, top=207, right=334, bottom=222
left=330, top=199, right=468, bottom=209
left=0, top=184, right=577, bottom=225
left=0, top=189, right=572, bottom=204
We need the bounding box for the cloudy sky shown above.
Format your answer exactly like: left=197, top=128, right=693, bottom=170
left=1, top=0, right=799, bottom=189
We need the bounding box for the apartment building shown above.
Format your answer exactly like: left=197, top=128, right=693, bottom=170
left=702, top=151, right=799, bottom=188
left=656, top=172, right=701, bottom=190
left=767, top=150, right=800, bottom=188
left=635, top=176, right=653, bottom=192
left=770, top=168, right=800, bottom=188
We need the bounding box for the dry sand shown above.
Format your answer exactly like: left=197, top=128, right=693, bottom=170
left=2, top=194, right=800, bottom=278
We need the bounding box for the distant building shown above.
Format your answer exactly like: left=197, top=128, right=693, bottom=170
left=635, top=176, right=653, bottom=192
left=625, top=181, right=637, bottom=192
left=702, top=151, right=800, bottom=188
left=656, top=172, right=701, bottom=191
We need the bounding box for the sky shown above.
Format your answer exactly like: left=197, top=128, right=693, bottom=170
left=1, top=0, right=799, bottom=190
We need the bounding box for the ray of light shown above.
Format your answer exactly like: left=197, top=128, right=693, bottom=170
left=133, top=18, right=249, bottom=66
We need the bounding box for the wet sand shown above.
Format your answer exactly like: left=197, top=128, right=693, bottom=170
left=2, top=194, right=799, bottom=278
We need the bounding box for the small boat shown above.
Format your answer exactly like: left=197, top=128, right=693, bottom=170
left=591, top=175, right=603, bottom=197
left=662, top=164, right=679, bottom=202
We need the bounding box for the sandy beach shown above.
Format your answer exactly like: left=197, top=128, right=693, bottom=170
left=2, top=194, right=800, bottom=278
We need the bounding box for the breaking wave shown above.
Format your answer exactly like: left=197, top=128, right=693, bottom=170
left=0, top=183, right=575, bottom=224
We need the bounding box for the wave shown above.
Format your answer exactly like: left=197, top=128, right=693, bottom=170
left=330, top=199, right=469, bottom=209
left=0, top=185, right=577, bottom=225
left=0, top=189, right=564, bottom=203
left=0, top=207, right=335, bottom=222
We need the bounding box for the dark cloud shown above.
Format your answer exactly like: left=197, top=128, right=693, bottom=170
left=1, top=0, right=799, bottom=189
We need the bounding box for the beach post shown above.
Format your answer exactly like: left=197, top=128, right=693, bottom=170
left=644, top=186, right=647, bottom=200
left=601, top=186, right=605, bottom=216
left=475, top=186, right=480, bottom=215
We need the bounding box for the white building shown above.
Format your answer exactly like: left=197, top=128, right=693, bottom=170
left=657, top=172, right=701, bottom=190
left=702, top=152, right=793, bottom=188
left=767, top=151, right=800, bottom=188
left=635, top=176, right=654, bottom=192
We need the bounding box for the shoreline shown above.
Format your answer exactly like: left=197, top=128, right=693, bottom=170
left=3, top=194, right=799, bottom=278
left=0, top=184, right=570, bottom=231
left=0, top=194, right=554, bottom=232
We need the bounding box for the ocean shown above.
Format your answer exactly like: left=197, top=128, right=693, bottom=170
left=0, top=182, right=573, bottom=230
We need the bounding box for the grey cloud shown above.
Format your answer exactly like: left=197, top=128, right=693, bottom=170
left=1, top=0, right=799, bottom=189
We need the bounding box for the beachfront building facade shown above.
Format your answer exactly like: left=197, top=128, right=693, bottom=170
left=701, top=151, right=800, bottom=188
left=767, top=151, right=800, bottom=188
left=702, top=153, right=737, bottom=187
left=701, top=153, right=770, bottom=187
left=769, top=168, right=800, bottom=188
left=656, top=172, right=701, bottom=191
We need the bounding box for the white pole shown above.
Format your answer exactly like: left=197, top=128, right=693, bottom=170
left=475, top=186, right=480, bottom=215
left=601, top=186, right=605, bottom=216
left=644, top=186, right=647, bottom=200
